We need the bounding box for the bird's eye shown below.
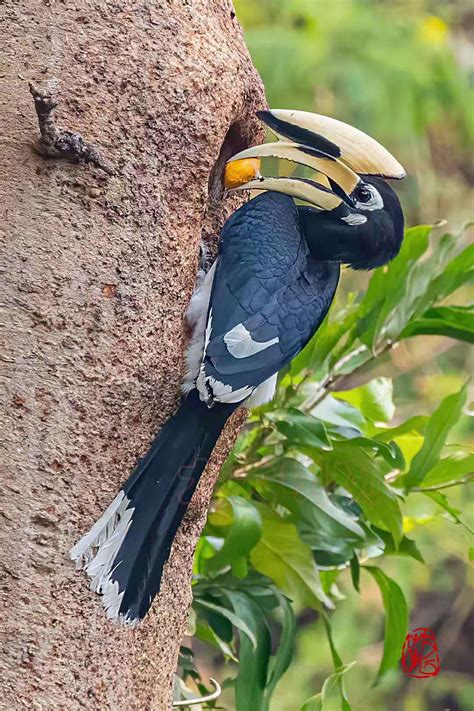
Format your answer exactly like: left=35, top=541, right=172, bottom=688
left=354, top=185, right=372, bottom=203
left=352, top=183, right=384, bottom=211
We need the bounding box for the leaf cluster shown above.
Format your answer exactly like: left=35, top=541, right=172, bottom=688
left=178, top=225, right=473, bottom=709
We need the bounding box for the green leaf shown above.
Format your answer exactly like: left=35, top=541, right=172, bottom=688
left=350, top=554, right=360, bottom=593
left=421, top=242, right=474, bottom=307
left=292, top=299, right=359, bottom=376
left=404, top=385, right=468, bottom=490
left=194, top=621, right=238, bottom=662
left=193, top=535, right=223, bottom=576
left=363, top=226, right=432, bottom=311
left=323, top=613, right=344, bottom=667
left=264, top=592, right=296, bottom=706
left=334, top=377, right=395, bottom=423
left=424, top=491, right=474, bottom=535
left=355, top=225, right=431, bottom=348
left=300, top=663, right=356, bottom=711
left=326, top=443, right=403, bottom=545
left=372, top=416, right=428, bottom=469
left=322, top=613, right=352, bottom=710
left=374, top=415, right=428, bottom=442
left=206, top=497, right=262, bottom=575
left=331, top=346, right=373, bottom=378
left=272, top=408, right=332, bottom=450
left=249, top=458, right=366, bottom=542
left=348, top=436, right=405, bottom=469
left=353, top=230, right=472, bottom=350
left=401, top=305, right=474, bottom=343
left=193, top=598, right=257, bottom=648
left=421, top=450, right=474, bottom=487
left=177, top=645, right=199, bottom=681
left=383, top=231, right=458, bottom=341
left=311, top=395, right=366, bottom=433
left=250, top=504, right=334, bottom=610
left=371, top=528, right=424, bottom=562
left=364, top=566, right=408, bottom=685
left=221, top=590, right=271, bottom=711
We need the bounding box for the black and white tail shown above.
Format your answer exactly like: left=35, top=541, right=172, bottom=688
left=70, top=390, right=236, bottom=626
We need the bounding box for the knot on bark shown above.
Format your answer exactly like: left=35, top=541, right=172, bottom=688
left=29, top=83, right=114, bottom=175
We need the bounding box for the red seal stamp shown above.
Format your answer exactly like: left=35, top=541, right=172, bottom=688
left=401, top=627, right=440, bottom=678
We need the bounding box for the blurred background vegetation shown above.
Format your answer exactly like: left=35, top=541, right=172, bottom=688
left=176, top=2, right=473, bottom=710
left=235, top=0, right=474, bottom=230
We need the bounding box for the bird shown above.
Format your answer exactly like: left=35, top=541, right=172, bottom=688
left=70, top=109, right=405, bottom=626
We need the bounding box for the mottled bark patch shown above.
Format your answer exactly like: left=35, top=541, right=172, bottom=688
left=1, top=0, right=265, bottom=708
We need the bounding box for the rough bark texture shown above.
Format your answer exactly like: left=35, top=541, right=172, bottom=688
left=0, top=1, right=265, bottom=708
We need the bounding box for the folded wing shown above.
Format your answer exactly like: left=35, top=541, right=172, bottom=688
left=196, top=192, right=339, bottom=405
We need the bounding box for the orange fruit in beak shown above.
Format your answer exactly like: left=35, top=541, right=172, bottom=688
left=224, top=158, right=261, bottom=189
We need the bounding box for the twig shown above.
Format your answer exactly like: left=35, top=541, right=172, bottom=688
left=28, top=83, right=114, bottom=175
left=173, top=678, right=222, bottom=707
left=232, top=342, right=397, bottom=479
left=233, top=454, right=277, bottom=478
left=412, top=475, right=474, bottom=492
left=301, top=341, right=393, bottom=413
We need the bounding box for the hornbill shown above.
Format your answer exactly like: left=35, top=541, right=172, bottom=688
left=70, top=109, right=405, bottom=625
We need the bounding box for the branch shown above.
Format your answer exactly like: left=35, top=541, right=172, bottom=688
left=28, top=83, right=114, bottom=175
left=301, top=341, right=393, bottom=413
left=233, top=454, right=277, bottom=478
left=233, top=343, right=397, bottom=478
left=412, top=475, right=474, bottom=492
left=172, top=678, right=222, bottom=707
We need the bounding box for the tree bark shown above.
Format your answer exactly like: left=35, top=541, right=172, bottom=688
left=0, top=1, right=265, bottom=708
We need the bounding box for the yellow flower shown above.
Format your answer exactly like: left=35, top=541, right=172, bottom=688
left=420, top=15, right=448, bottom=46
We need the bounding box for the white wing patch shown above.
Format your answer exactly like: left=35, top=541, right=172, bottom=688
left=245, top=373, right=278, bottom=408
left=224, top=323, right=279, bottom=359
left=184, top=263, right=279, bottom=407
left=202, top=376, right=253, bottom=404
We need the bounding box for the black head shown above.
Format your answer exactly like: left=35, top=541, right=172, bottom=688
left=225, top=109, right=406, bottom=270
left=298, top=177, right=404, bottom=270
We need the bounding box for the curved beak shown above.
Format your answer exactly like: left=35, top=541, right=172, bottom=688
left=227, top=141, right=359, bottom=197
left=258, top=109, right=406, bottom=179
left=228, top=174, right=343, bottom=211
left=225, top=109, right=405, bottom=211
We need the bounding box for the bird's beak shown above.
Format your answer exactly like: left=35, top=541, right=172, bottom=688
left=225, top=109, right=405, bottom=210
left=258, top=110, right=406, bottom=179
left=226, top=141, right=359, bottom=206
left=225, top=172, right=344, bottom=211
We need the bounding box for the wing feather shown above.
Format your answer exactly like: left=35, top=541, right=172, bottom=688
left=197, top=192, right=339, bottom=405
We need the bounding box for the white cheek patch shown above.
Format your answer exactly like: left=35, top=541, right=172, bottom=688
left=224, top=323, right=279, bottom=359
left=341, top=213, right=367, bottom=225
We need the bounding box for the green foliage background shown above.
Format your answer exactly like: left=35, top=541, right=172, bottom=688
left=175, top=2, right=473, bottom=709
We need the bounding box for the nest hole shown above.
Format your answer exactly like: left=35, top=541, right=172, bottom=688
left=207, top=121, right=250, bottom=206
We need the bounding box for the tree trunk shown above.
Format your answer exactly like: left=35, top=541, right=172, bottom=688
left=1, top=1, right=264, bottom=708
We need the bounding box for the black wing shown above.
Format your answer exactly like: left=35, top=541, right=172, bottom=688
left=197, top=192, right=339, bottom=405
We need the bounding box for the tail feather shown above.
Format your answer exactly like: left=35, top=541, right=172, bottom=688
left=70, top=390, right=235, bottom=625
